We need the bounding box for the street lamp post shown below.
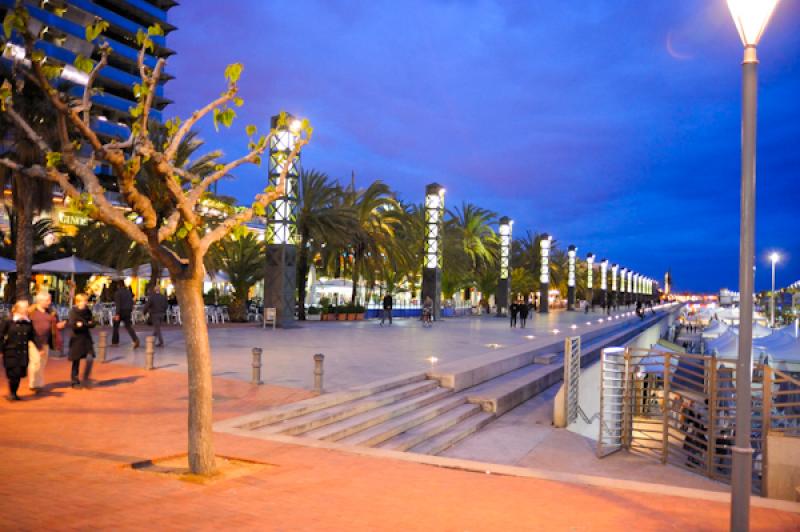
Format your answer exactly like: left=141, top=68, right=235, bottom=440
left=600, top=259, right=608, bottom=313
left=539, top=234, right=552, bottom=314
left=264, top=113, right=302, bottom=328
left=627, top=270, right=633, bottom=308
left=422, top=183, right=445, bottom=321
left=770, top=252, right=779, bottom=327
left=496, top=217, right=513, bottom=317
left=726, top=2, right=780, bottom=530
left=567, top=245, right=577, bottom=311
left=586, top=253, right=595, bottom=311
left=620, top=267, right=627, bottom=308
left=611, top=264, right=619, bottom=311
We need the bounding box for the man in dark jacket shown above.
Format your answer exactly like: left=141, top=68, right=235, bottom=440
left=380, top=293, right=393, bottom=326
left=143, top=287, right=168, bottom=347
left=112, top=281, right=139, bottom=348
left=0, top=300, right=36, bottom=400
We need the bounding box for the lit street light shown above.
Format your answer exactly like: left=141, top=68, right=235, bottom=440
left=770, top=252, right=780, bottom=328
left=726, top=1, right=780, bottom=530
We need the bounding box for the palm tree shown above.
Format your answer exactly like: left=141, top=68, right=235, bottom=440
left=209, top=227, right=264, bottom=321
left=343, top=180, right=401, bottom=304
left=448, top=202, right=499, bottom=272
left=0, top=82, right=58, bottom=300
left=295, top=169, right=354, bottom=319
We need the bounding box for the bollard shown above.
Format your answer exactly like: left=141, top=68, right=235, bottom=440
left=98, top=331, right=108, bottom=363
left=313, top=353, right=324, bottom=394
left=145, top=336, right=155, bottom=370
left=251, top=347, right=263, bottom=385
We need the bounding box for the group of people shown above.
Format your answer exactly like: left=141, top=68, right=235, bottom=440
left=1, top=284, right=170, bottom=401
left=509, top=300, right=533, bottom=328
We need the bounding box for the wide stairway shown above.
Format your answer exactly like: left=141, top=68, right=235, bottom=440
left=245, top=374, right=495, bottom=455
left=217, top=307, right=676, bottom=457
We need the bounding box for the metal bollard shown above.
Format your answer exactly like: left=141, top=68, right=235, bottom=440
left=98, top=331, right=108, bottom=363
left=313, top=353, right=325, bottom=394
left=251, top=347, right=263, bottom=385
left=145, top=336, right=155, bottom=370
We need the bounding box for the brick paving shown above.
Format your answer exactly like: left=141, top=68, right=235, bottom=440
left=0, top=357, right=797, bottom=531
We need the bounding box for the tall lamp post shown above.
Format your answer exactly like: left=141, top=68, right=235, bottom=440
left=264, top=113, right=302, bottom=328
left=422, top=183, right=445, bottom=321
left=727, top=2, right=780, bottom=529
left=620, top=267, right=627, bottom=307
left=539, top=234, right=552, bottom=313
left=611, top=264, right=619, bottom=311
left=586, top=253, right=595, bottom=311
left=567, top=245, right=577, bottom=311
left=600, top=259, right=608, bottom=312
left=496, top=217, right=513, bottom=317
left=769, top=252, right=780, bottom=328
left=627, top=270, right=633, bottom=307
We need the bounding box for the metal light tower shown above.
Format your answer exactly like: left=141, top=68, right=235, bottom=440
left=539, top=234, right=552, bottom=313
left=264, top=113, right=302, bottom=327
left=770, top=252, right=780, bottom=327
left=600, top=259, right=608, bottom=310
left=567, top=245, right=577, bottom=311
left=627, top=270, right=633, bottom=306
left=496, top=217, right=513, bottom=317
left=586, top=253, right=595, bottom=310
left=611, top=264, right=619, bottom=310
left=620, top=267, right=627, bottom=307
left=422, top=183, right=445, bottom=320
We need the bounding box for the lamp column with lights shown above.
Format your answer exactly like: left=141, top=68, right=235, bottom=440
left=422, top=183, right=445, bottom=321
left=264, top=114, right=302, bottom=328
left=586, top=253, right=595, bottom=311
left=726, top=2, right=781, bottom=524
left=627, top=270, right=633, bottom=308
left=770, top=253, right=779, bottom=328
left=539, top=234, right=552, bottom=314
left=600, top=259, right=608, bottom=312
left=620, top=268, right=627, bottom=307
left=496, top=217, right=513, bottom=317
left=611, top=264, right=619, bottom=310
left=567, top=245, right=577, bottom=311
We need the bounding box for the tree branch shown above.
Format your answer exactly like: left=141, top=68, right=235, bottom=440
left=81, top=47, right=109, bottom=125
left=164, top=87, right=237, bottom=163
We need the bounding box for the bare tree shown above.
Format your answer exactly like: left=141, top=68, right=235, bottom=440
left=0, top=6, right=311, bottom=475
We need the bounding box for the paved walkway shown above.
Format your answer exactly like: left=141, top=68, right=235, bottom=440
left=105, top=308, right=646, bottom=391
left=1, top=359, right=797, bottom=531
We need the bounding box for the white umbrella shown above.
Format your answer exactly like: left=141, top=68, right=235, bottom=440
left=32, top=255, right=114, bottom=274
left=0, top=256, right=16, bottom=272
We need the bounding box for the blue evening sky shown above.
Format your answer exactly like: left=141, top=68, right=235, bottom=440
left=165, top=1, right=800, bottom=293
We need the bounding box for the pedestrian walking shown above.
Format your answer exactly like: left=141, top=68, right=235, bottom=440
left=584, top=300, right=590, bottom=314
left=380, top=292, right=393, bottom=326
left=112, top=281, right=139, bottom=348
left=509, top=301, right=518, bottom=328
left=143, top=287, right=168, bottom=347
left=28, top=292, right=64, bottom=393
left=636, top=301, right=644, bottom=320
left=68, top=294, right=96, bottom=388
left=422, top=296, right=433, bottom=327
left=519, top=300, right=529, bottom=328
left=0, top=300, right=35, bottom=401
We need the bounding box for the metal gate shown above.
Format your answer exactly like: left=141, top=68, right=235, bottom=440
left=599, top=347, right=800, bottom=494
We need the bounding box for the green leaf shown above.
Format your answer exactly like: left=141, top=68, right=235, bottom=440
left=147, top=23, right=164, bottom=37
left=46, top=152, right=62, bottom=168
left=53, top=7, right=67, bottom=17
left=74, top=54, right=94, bottom=74
left=212, top=108, right=221, bottom=132
left=233, top=96, right=244, bottom=107
left=253, top=203, right=265, bottom=216
left=85, top=20, right=109, bottom=42
left=42, top=64, right=64, bottom=80
left=224, top=63, right=243, bottom=84
left=2, top=12, right=13, bottom=38
left=31, top=50, right=45, bottom=63
left=245, top=124, right=257, bottom=137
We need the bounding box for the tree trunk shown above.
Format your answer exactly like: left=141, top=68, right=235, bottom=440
left=351, top=263, right=359, bottom=304
left=173, top=276, right=217, bottom=476
left=14, top=178, right=34, bottom=301
left=297, top=236, right=310, bottom=320
left=149, top=258, right=163, bottom=290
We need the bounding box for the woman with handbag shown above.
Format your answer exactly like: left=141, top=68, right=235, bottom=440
left=0, top=300, right=36, bottom=401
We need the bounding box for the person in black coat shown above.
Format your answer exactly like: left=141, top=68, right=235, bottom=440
left=112, top=281, right=139, bottom=348
left=143, top=287, right=168, bottom=347
left=509, top=301, right=518, bottom=328
left=0, top=300, right=35, bottom=401
left=519, top=299, right=530, bottom=328
left=68, top=294, right=96, bottom=388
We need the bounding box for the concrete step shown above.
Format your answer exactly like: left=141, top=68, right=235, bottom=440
left=378, top=403, right=483, bottom=452
left=408, top=410, right=496, bottom=455
left=338, top=394, right=469, bottom=447
left=217, top=372, right=426, bottom=431
left=253, top=380, right=439, bottom=436
left=301, top=386, right=453, bottom=441
left=465, top=362, right=563, bottom=416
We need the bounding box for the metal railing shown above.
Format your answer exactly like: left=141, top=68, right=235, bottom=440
left=564, top=336, right=581, bottom=425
